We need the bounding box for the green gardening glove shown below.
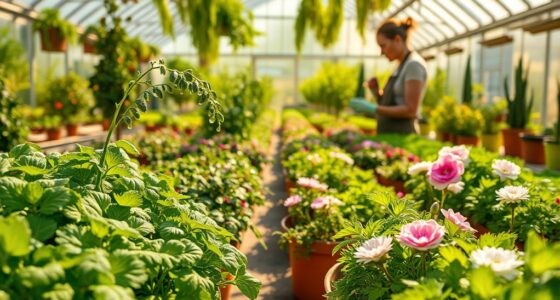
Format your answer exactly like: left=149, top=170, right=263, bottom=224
left=350, top=98, right=377, bottom=114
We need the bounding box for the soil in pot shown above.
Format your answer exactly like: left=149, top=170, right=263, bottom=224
left=520, top=134, right=545, bottom=165
left=502, top=128, right=530, bottom=157
left=40, top=28, right=68, bottom=52
left=66, top=124, right=79, bottom=137
left=282, top=216, right=340, bottom=300
left=544, top=140, right=560, bottom=170
left=456, top=135, right=479, bottom=146
left=46, top=128, right=63, bottom=141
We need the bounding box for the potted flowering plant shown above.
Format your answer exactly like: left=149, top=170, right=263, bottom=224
left=42, top=115, right=63, bottom=140
left=33, top=8, right=77, bottom=52
left=454, top=104, right=483, bottom=146
left=430, top=97, right=459, bottom=142
left=40, top=73, right=94, bottom=136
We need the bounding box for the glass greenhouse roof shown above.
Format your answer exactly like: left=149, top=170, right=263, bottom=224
left=6, top=0, right=558, bottom=53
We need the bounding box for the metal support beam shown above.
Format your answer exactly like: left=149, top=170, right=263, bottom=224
left=453, top=0, right=484, bottom=26
left=471, top=0, right=496, bottom=22
left=495, top=0, right=513, bottom=16
left=429, top=0, right=469, bottom=32
left=418, top=1, right=459, bottom=35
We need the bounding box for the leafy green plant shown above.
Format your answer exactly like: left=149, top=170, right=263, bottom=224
left=300, top=62, right=357, bottom=117
left=462, top=55, right=473, bottom=105
left=504, top=57, right=534, bottom=129
left=480, top=99, right=507, bottom=134
left=295, top=0, right=343, bottom=52
left=430, top=96, right=458, bottom=134
left=355, top=0, right=391, bottom=42
left=0, top=27, right=29, bottom=93
left=39, top=73, right=94, bottom=125
left=422, top=68, right=446, bottom=119
left=0, top=79, right=28, bottom=152
left=32, top=8, right=77, bottom=43
left=454, top=104, right=484, bottom=137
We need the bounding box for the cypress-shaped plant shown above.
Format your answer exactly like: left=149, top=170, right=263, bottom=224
left=354, top=63, right=365, bottom=98
left=504, top=57, right=533, bottom=129
left=462, top=55, right=472, bottom=105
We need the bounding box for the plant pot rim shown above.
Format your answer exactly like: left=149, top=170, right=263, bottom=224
left=520, top=133, right=545, bottom=141
left=324, top=262, right=343, bottom=295
left=544, top=137, right=560, bottom=144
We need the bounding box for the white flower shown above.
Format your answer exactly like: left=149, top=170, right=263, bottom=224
left=447, top=181, right=465, bottom=194
left=307, top=153, right=322, bottom=164
left=310, top=196, right=342, bottom=209
left=470, top=247, right=524, bottom=280
left=492, top=159, right=521, bottom=181
left=439, top=145, right=470, bottom=164
left=407, top=162, right=432, bottom=176
left=329, top=151, right=354, bottom=165
left=354, top=237, right=393, bottom=263
left=496, top=186, right=530, bottom=204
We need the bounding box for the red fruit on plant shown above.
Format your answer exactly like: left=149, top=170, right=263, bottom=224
left=54, top=101, right=63, bottom=110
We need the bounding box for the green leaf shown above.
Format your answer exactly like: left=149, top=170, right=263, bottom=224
left=0, top=176, right=27, bottom=212
left=18, top=263, right=65, bottom=288
left=11, top=165, right=50, bottom=175
left=77, top=144, right=95, bottom=155
left=234, top=273, right=261, bottom=300
left=27, top=214, right=57, bottom=242
left=105, top=146, right=127, bottom=169
left=42, top=283, right=75, bottom=300
left=469, top=267, right=500, bottom=299
left=0, top=214, right=31, bottom=257
left=439, top=246, right=468, bottom=267
left=24, top=181, right=44, bottom=204
left=175, top=271, right=215, bottom=298
left=115, top=140, right=140, bottom=157
left=114, top=191, right=143, bottom=207
left=90, top=285, right=134, bottom=300
left=39, top=187, right=79, bottom=215
left=107, top=166, right=136, bottom=178
left=526, top=231, right=560, bottom=276
left=220, top=243, right=246, bottom=274
left=109, top=252, right=148, bottom=289
left=9, top=143, right=41, bottom=158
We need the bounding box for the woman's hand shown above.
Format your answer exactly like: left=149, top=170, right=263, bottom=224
left=364, top=77, right=382, bottom=102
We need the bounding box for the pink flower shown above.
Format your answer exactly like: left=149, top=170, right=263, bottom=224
left=360, top=140, right=378, bottom=149
left=310, top=196, right=342, bottom=210
left=386, top=151, right=393, bottom=159
left=439, top=145, right=470, bottom=163
left=397, top=192, right=404, bottom=198
left=240, top=200, right=248, bottom=208
left=284, top=195, right=302, bottom=207
left=398, top=220, right=446, bottom=251
left=427, top=154, right=464, bottom=190
left=441, top=209, right=476, bottom=232
left=297, top=177, right=328, bottom=191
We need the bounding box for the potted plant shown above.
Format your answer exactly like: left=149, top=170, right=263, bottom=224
left=40, top=73, right=94, bottom=136
left=0, top=79, right=28, bottom=151
left=480, top=100, right=507, bottom=152
left=32, top=8, right=77, bottom=52
left=544, top=80, right=560, bottom=170
left=430, top=96, right=458, bottom=142
left=502, top=58, right=533, bottom=157
left=80, top=25, right=98, bottom=54
left=520, top=112, right=545, bottom=164
left=43, top=115, right=62, bottom=140
left=455, top=104, right=483, bottom=146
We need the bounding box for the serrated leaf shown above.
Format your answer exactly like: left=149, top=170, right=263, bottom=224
left=42, top=283, right=74, bottom=300
left=234, top=273, right=261, bottom=300
left=175, top=271, right=215, bottom=298
left=11, top=165, right=50, bottom=175
left=109, top=252, right=148, bottom=289
left=439, top=246, right=468, bottom=267
left=0, top=176, right=27, bottom=212
left=0, top=214, right=31, bottom=257
left=9, top=143, right=41, bottom=158
left=107, top=166, right=136, bottom=178
left=220, top=243, right=246, bottom=274
left=27, top=214, right=58, bottom=242
left=39, top=187, right=78, bottom=215
left=24, top=181, right=44, bottom=204
left=18, top=263, right=65, bottom=288
left=90, top=285, right=134, bottom=300
left=114, top=191, right=143, bottom=207
left=105, top=146, right=127, bottom=169
left=115, top=140, right=140, bottom=157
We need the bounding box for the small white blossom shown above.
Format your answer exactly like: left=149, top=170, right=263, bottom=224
left=492, top=159, right=521, bottom=181
left=407, top=162, right=432, bottom=176
left=470, top=247, right=524, bottom=280
left=447, top=181, right=465, bottom=194
left=354, top=237, right=393, bottom=263
left=496, top=186, right=530, bottom=204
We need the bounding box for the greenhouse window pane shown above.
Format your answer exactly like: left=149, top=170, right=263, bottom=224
left=436, top=0, right=479, bottom=30
left=66, top=2, right=99, bottom=23
left=424, top=0, right=466, bottom=33
left=35, top=0, right=64, bottom=10
left=474, top=0, right=508, bottom=19
left=499, top=0, right=529, bottom=14
left=528, top=0, right=552, bottom=7
left=454, top=0, right=493, bottom=25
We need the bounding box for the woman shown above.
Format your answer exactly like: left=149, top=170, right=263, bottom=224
left=351, top=17, right=427, bottom=134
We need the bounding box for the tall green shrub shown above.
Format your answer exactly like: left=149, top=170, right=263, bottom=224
left=355, top=63, right=365, bottom=98
left=462, top=55, right=472, bottom=105
left=300, top=62, right=357, bottom=117
left=504, top=57, right=533, bottom=129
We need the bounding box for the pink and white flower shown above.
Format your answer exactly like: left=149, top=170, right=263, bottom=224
left=360, top=140, right=379, bottom=149
left=284, top=195, right=302, bottom=207
left=329, top=151, right=354, bottom=165
left=492, top=159, right=521, bottom=181
left=439, top=145, right=470, bottom=163
left=427, top=155, right=465, bottom=190
left=470, top=247, right=524, bottom=280
left=447, top=181, right=465, bottom=194
left=398, top=220, right=445, bottom=251
left=310, top=196, right=342, bottom=210
left=297, top=177, right=328, bottom=192
left=440, top=209, right=476, bottom=232
left=496, top=186, right=530, bottom=204
left=407, top=162, right=432, bottom=176
left=354, top=237, right=393, bottom=263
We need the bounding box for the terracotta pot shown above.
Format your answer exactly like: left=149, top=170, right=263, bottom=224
left=102, top=120, right=111, bottom=131
left=46, top=128, right=63, bottom=140
left=360, top=128, right=376, bottom=135
left=219, top=241, right=242, bottom=300
left=544, top=140, right=560, bottom=170
left=83, top=39, right=96, bottom=54
left=281, top=216, right=340, bottom=300
left=481, top=133, right=501, bottom=152
left=471, top=221, right=490, bottom=238
left=456, top=135, right=479, bottom=146
left=436, top=131, right=444, bottom=142
left=315, top=125, right=324, bottom=133
left=376, top=174, right=406, bottom=194
left=184, top=127, right=193, bottom=135
left=284, top=177, right=294, bottom=195
left=324, top=263, right=343, bottom=295
left=450, top=134, right=458, bottom=145
left=39, top=28, right=68, bottom=52
left=31, top=128, right=44, bottom=135
left=66, top=124, right=79, bottom=136
left=502, top=128, right=530, bottom=157
left=442, top=132, right=451, bottom=142
left=520, top=134, right=545, bottom=165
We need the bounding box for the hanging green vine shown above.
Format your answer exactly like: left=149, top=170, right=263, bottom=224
left=295, top=0, right=392, bottom=52
left=176, top=0, right=259, bottom=68
left=151, top=0, right=174, bottom=36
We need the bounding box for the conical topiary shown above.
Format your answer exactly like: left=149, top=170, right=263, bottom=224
left=462, top=55, right=472, bottom=105
left=355, top=63, right=365, bottom=98
left=504, top=57, right=533, bottom=129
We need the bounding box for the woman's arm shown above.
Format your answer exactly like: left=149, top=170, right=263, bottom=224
left=376, top=79, right=422, bottom=119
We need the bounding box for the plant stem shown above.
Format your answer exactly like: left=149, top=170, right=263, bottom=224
left=380, top=263, right=394, bottom=283
left=421, top=252, right=427, bottom=276
left=440, top=189, right=447, bottom=212
left=510, top=205, right=515, bottom=233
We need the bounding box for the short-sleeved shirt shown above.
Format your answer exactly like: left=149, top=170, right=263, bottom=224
left=392, top=52, right=428, bottom=117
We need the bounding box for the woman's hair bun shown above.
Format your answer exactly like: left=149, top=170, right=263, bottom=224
left=401, top=17, right=417, bottom=32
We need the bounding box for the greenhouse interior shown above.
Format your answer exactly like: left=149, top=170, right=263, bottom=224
left=1, top=0, right=560, bottom=299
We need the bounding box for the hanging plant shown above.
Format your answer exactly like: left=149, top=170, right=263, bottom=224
left=355, top=0, right=392, bottom=43
left=151, top=0, right=174, bottom=36
left=33, top=8, right=78, bottom=52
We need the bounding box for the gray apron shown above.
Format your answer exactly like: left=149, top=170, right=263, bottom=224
left=376, top=52, right=417, bottom=134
